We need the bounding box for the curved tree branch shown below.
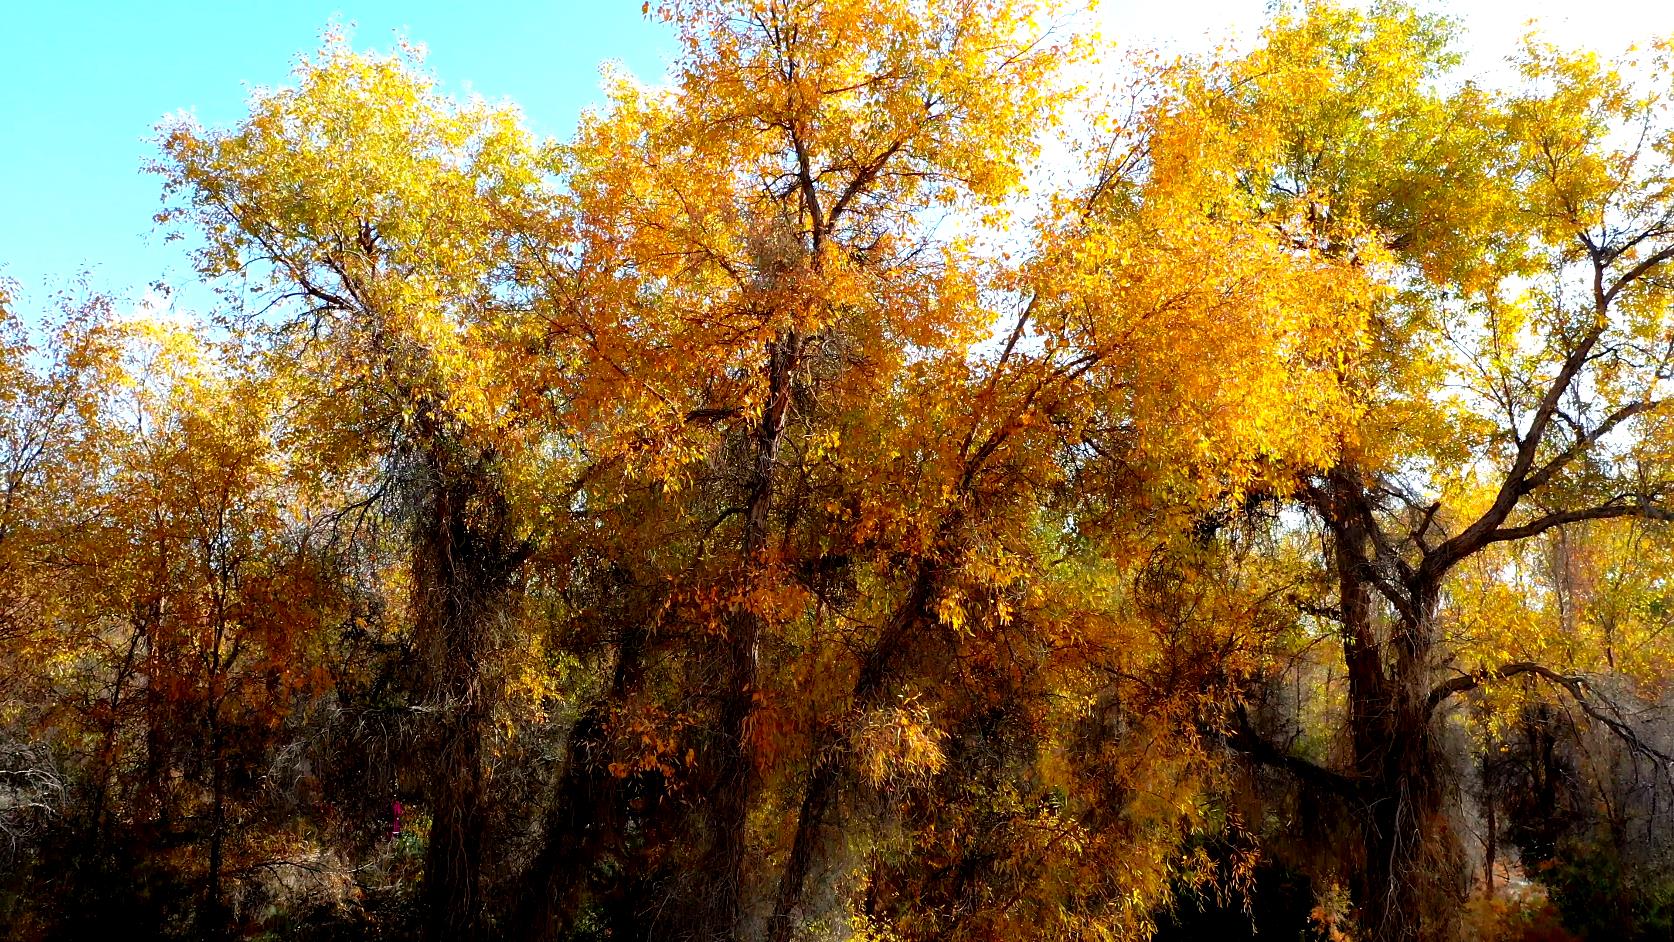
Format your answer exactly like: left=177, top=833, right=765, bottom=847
left=1222, top=706, right=1360, bottom=799
left=1427, top=662, right=1674, bottom=766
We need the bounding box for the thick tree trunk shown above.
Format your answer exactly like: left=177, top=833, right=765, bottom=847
left=769, top=764, right=838, bottom=942
left=1329, top=484, right=1465, bottom=942
left=422, top=692, right=488, bottom=942
left=416, top=462, right=524, bottom=942
left=510, top=711, right=612, bottom=940
left=1352, top=696, right=1463, bottom=942
left=1346, top=613, right=1464, bottom=942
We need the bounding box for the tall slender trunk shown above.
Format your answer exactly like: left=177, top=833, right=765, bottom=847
left=1484, top=756, right=1497, bottom=897
left=205, top=713, right=230, bottom=939
left=703, top=330, right=799, bottom=941
left=510, top=621, right=648, bottom=942
left=204, top=572, right=233, bottom=940
left=768, top=567, right=934, bottom=942
left=88, top=622, right=145, bottom=843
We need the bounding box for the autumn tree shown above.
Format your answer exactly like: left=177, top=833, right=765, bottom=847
left=69, top=323, right=337, bottom=937
left=509, top=1, right=1072, bottom=935
left=504, top=2, right=1376, bottom=939
left=0, top=293, right=351, bottom=939
left=155, top=42, right=558, bottom=941
left=1160, top=6, right=1674, bottom=940
left=0, top=287, right=109, bottom=660
left=0, top=285, right=120, bottom=876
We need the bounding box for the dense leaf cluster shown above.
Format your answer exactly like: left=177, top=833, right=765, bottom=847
left=6, top=4, right=1674, bottom=942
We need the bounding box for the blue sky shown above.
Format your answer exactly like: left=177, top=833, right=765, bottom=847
left=0, top=2, right=675, bottom=306
left=3, top=1, right=1672, bottom=313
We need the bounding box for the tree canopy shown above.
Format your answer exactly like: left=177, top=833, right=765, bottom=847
left=6, top=4, right=1674, bottom=942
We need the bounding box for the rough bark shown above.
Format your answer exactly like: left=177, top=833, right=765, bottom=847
left=415, top=459, right=526, bottom=942
left=1312, top=472, right=1467, bottom=942
left=1350, top=661, right=1464, bottom=942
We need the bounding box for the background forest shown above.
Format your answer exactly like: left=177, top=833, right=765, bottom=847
left=6, top=2, right=1674, bottom=941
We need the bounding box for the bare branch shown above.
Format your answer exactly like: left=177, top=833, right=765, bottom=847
left=1483, top=498, right=1674, bottom=546
left=1428, top=663, right=1674, bottom=766
left=1521, top=399, right=1663, bottom=494
left=1424, top=324, right=1606, bottom=578
left=1604, top=243, right=1674, bottom=306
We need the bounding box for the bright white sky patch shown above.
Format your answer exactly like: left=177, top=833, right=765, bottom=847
left=1093, top=0, right=1674, bottom=72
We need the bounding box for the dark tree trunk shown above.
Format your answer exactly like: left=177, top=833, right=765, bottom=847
left=1324, top=474, right=1466, bottom=942
left=510, top=711, right=612, bottom=940
left=204, top=714, right=231, bottom=939
left=416, top=459, right=525, bottom=942
left=1352, top=692, right=1463, bottom=942
left=1344, top=605, right=1465, bottom=942
left=1484, top=753, right=1497, bottom=897
left=422, top=692, right=488, bottom=942
left=768, top=567, right=934, bottom=942
left=510, top=622, right=648, bottom=942
left=703, top=330, right=799, bottom=941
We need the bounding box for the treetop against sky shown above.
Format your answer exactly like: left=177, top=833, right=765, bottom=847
left=10, top=3, right=1674, bottom=942
left=3, top=0, right=1672, bottom=312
